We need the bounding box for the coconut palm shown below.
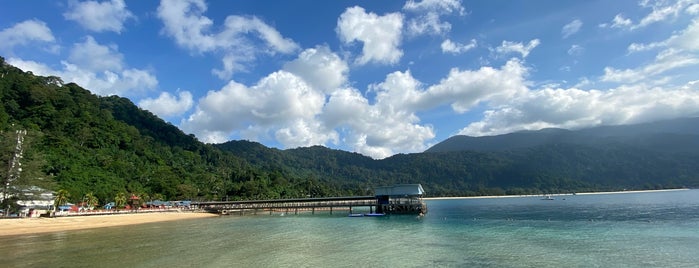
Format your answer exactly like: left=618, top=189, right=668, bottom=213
left=53, top=189, right=70, bottom=212
left=83, top=192, right=98, bottom=210
left=140, top=192, right=150, bottom=207
left=114, top=192, right=127, bottom=210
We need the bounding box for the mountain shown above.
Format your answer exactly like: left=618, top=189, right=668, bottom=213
left=0, top=57, right=343, bottom=209
left=3, top=57, right=698, bottom=205
left=425, top=117, right=699, bottom=153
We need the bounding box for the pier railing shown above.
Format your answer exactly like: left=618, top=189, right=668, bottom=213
left=192, top=196, right=378, bottom=214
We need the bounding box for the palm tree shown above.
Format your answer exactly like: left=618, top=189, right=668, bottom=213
left=83, top=192, right=98, bottom=210
left=53, top=189, right=70, bottom=213
left=140, top=192, right=151, bottom=207
left=114, top=192, right=127, bottom=211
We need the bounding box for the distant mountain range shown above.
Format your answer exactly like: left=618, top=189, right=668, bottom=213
left=426, top=117, right=699, bottom=154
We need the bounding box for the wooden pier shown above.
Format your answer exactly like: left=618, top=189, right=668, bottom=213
left=191, top=196, right=379, bottom=215
left=192, top=184, right=428, bottom=216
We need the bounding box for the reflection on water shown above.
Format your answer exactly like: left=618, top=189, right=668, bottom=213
left=1, top=190, right=698, bottom=267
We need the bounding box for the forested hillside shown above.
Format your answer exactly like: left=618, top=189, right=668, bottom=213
left=0, top=58, right=344, bottom=210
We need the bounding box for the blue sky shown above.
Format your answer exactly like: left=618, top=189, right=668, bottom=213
left=1, top=0, right=698, bottom=158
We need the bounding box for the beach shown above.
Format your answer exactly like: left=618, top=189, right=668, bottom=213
left=0, top=212, right=218, bottom=237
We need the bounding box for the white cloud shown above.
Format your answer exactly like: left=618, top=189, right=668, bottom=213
left=323, top=86, right=435, bottom=159
left=600, top=1, right=694, bottom=30
left=181, top=71, right=327, bottom=144
left=0, top=19, right=55, bottom=52
left=561, top=19, right=582, bottom=38
left=599, top=14, right=632, bottom=28
left=406, top=12, right=452, bottom=35
left=441, top=39, right=476, bottom=54
left=421, top=59, right=529, bottom=113
left=667, top=19, right=699, bottom=51
left=181, top=56, right=531, bottom=158
left=459, top=82, right=699, bottom=136
left=336, top=6, right=404, bottom=65
left=688, top=3, right=699, bottom=15
left=403, top=0, right=465, bottom=36
left=605, top=20, right=699, bottom=83
left=636, top=0, right=691, bottom=29
left=627, top=41, right=665, bottom=53
left=64, top=0, right=134, bottom=33
left=602, top=50, right=699, bottom=83
left=7, top=37, right=157, bottom=96
left=495, top=39, right=540, bottom=58
left=567, top=44, right=584, bottom=56
left=68, top=36, right=123, bottom=72
left=283, top=46, right=349, bottom=93
left=138, top=91, right=194, bottom=117
left=403, top=0, right=465, bottom=14
left=157, top=0, right=299, bottom=79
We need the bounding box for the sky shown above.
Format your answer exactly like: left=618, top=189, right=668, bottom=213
left=1, top=0, right=698, bottom=159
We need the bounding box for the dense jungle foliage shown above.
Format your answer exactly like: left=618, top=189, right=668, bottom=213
left=2, top=57, right=698, bottom=211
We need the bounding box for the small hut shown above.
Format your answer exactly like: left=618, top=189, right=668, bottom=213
left=128, top=194, right=140, bottom=211
left=374, top=184, right=427, bottom=214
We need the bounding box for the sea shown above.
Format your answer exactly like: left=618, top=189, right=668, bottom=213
left=1, top=189, right=698, bottom=268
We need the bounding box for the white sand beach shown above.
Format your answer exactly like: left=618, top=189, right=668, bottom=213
left=0, top=212, right=218, bottom=237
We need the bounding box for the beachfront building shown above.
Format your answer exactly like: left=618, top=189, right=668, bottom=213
left=375, top=184, right=427, bottom=214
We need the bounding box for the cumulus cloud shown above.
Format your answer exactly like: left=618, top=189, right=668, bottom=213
left=157, top=0, right=299, bottom=79
left=138, top=91, right=194, bottom=117
left=181, top=56, right=531, bottom=158
left=0, top=19, right=55, bottom=52
left=459, top=82, right=699, bottom=136
left=441, top=39, right=477, bottom=54
left=180, top=71, right=328, bottom=144
left=323, top=85, right=435, bottom=158
left=495, top=39, right=540, bottom=58
left=561, top=19, right=582, bottom=38
left=64, top=0, right=134, bottom=33
left=336, top=6, right=404, bottom=65
left=283, top=46, right=349, bottom=93
left=8, top=36, right=157, bottom=96
left=68, top=36, right=124, bottom=72
left=403, top=0, right=465, bottom=36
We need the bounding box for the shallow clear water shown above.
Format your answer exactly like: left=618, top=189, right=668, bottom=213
left=2, top=190, right=698, bottom=267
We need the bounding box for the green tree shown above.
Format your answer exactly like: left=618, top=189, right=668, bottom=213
left=114, top=192, right=127, bottom=210
left=83, top=192, right=98, bottom=210
left=53, top=189, right=70, bottom=212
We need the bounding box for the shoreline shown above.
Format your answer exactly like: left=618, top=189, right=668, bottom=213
left=0, top=211, right=218, bottom=237
left=423, top=188, right=690, bottom=200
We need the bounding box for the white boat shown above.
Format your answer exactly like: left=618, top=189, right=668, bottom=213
left=541, top=195, right=555, bottom=200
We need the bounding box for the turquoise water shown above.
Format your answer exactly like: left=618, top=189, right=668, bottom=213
left=2, top=190, right=698, bottom=267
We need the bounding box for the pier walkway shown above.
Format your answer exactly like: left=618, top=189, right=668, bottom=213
left=191, top=196, right=378, bottom=215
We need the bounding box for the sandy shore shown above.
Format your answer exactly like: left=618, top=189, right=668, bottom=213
left=0, top=212, right=218, bottom=237
left=424, top=188, right=690, bottom=200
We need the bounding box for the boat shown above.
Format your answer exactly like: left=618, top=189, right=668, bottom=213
left=541, top=195, right=555, bottom=200
left=348, top=213, right=364, bottom=217
left=364, top=213, right=386, bottom=217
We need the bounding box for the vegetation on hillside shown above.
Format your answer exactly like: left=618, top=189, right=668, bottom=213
left=0, top=57, right=341, bottom=214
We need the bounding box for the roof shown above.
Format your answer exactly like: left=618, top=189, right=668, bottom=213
left=374, top=184, right=425, bottom=196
